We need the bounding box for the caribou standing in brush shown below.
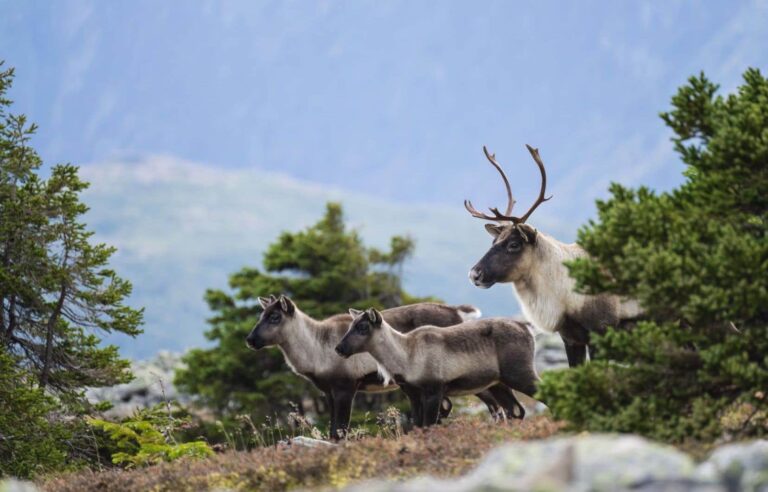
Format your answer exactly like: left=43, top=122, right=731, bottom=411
left=245, top=295, right=525, bottom=439
left=335, top=308, right=539, bottom=426
left=465, top=145, right=643, bottom=366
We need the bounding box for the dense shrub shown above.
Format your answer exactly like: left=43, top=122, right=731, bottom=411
left=538, top=69, right=768, bottom=442
left=88, top=403, right=213, bottom=468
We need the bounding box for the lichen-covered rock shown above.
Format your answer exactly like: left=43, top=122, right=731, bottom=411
left=695, top=440, right=768, bottom=491
left=343, top=435, right=768, bottom=492
left=86, top=351, right=187, bottom=417
left=534, top=331, right=569, bottom=374
left=0, top=479, right=39, bottom=492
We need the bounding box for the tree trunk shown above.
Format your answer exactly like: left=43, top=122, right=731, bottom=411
left=40, top=283, right=67, bottom=388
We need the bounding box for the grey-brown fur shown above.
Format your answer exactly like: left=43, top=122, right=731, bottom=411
left=245, top=295, right=517, bottom=438
left=465, top=144, right=643, bottom=367
left=469, top=223, right=644, bottom=366
left=336, top=309, right=540, bottom=426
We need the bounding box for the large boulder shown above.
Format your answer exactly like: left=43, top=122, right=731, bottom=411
left=696, top=440, right=768, bottom=492
left=534, top=331, right=569, bottom=374
left=86, top=351, right=187, bottom=418
left=343, top=434, right=768, bottom=492
left=0, top=480, right=39, bottom=492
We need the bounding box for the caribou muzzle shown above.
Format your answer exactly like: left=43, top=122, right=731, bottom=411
left=469, top=266, right=495, bottom=289
left=245, top=333, right=266, bottom=350
left=334, top=343, right=352, bottom=359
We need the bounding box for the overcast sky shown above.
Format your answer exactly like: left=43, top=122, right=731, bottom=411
left=2, top=1, right=767, bottom=357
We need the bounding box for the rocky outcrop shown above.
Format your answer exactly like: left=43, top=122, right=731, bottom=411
left=534, top=331, right=569, bottom=374
left=86, top=351, right=187, bottom=418
left=343, top=434, right=768, bottom=492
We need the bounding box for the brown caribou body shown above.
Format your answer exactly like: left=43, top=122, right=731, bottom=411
left=465, top=145, right=643, bottom=366
left=245, top=296, right=524, bottom=438
left=336, top=308, right=539, bottom=426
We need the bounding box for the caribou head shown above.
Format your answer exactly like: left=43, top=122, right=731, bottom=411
left=335, top=308, right=382, bottom=358
left=245, top=294, right=296, bottom=350
left=466, top=145, right=552, bottom=288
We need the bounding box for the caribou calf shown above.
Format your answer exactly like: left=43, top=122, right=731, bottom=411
left=336, top=308, right=539, bottom=426
left=245, top=295, right=522, bottom=438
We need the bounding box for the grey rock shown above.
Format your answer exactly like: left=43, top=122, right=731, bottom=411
left=696, top=440, right=768, bottom=492
left=343, top=434, right=766, bottom=492
left=534, top=331, right=569, bottom=374
left=0, top=479, right=39, bottom=492
left=86, top=350, right=188, bottom=418
left=287, top=436, right=337, bottom=448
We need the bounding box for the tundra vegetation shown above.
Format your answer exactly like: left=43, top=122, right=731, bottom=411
left=0, top=57, right=765, bottom=490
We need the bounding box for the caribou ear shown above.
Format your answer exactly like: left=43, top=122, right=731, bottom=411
left=278, top=295, right=295, bottom=314
left=366, top=308, right=382, bottom=326
left=258, top=297, right=272, bottom=309
left=517, top=223, right=538, bottom=244
left=348, top=308, right=364, bottom=318
left=485, top=224, right=503, bottom=239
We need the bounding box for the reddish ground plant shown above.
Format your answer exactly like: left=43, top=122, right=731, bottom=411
left=41, top=416, right=563, bottom=492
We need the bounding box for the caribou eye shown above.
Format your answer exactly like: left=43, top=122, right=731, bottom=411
left=268, top=312, right=282, bottom=323
left=357, top=322, right=370, bottom=334
left=507, top=242, right=521, bottom=252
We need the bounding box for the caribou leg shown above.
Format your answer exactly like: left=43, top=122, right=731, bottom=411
left=488, top=385, right=526, bottom=420
left=400, top=383, right=424, bottom=427
left=564, top=342, right=587, bottom=367
left=325, top=391, right=337, bottom=438
left=438, top=397, right=453, bottom=421
left=474, top=389, right=503, bottom=419
left=421, top=384, right=445, bottom=427
left=330, top=383, right=356, bottom=440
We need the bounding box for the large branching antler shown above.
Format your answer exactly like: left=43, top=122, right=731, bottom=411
left=518, top=144, right=552, bottom=223
left=463, top=146, right=516, bottom=221
left=464, top=144, right=552, bottom=224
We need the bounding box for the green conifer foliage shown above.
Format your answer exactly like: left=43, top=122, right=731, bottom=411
left=538, top=69, right=768, bottom=442
left=175, top=203, right=430, bottom=421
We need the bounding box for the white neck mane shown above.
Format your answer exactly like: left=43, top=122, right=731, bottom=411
left=277, top=310, right=328, bottom=375
left=512, top=232, right=584, bottom=333
left=366, top=323, right=411, bottom=385
left=277, top=309, right=379, bottom=380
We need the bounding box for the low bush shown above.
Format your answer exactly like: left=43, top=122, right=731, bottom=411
left=87, top=403, right=213, bottom=468
left=41, top=416, right=563, bottom=492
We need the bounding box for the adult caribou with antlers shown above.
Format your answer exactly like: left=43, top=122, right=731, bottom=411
left=465, top=145, right=643, bottom=366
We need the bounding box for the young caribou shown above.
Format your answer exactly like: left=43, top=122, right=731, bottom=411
left=465, top=145, right=643, bottom=366
left=245, top=295, right=524, bottom=439
left=336, top=308, right=540, bottom=427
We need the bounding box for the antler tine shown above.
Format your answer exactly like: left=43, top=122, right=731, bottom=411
left=463, top=199, right=507, bottom=221
left=518, top=144, right=553, bottom=223
left=482, top=146, right=516, bottom=216
left=463, top=147, right=518, bottom=223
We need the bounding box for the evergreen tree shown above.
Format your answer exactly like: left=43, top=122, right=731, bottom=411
left=538, top=69, right=768, bottom=442
left=0, top=61, right=143, bottom=398
left=175, top=203, right=429, bottom=420
left=0, top=346, right=69, bottom=477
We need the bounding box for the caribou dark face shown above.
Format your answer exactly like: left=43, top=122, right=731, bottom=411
left=469, top=223, right=537, bottom=288
left=335, top=308, right=382, bottom=358
left=245, top=295, right=295, bottom=350
left=463, top=144, right=551, bottom=288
